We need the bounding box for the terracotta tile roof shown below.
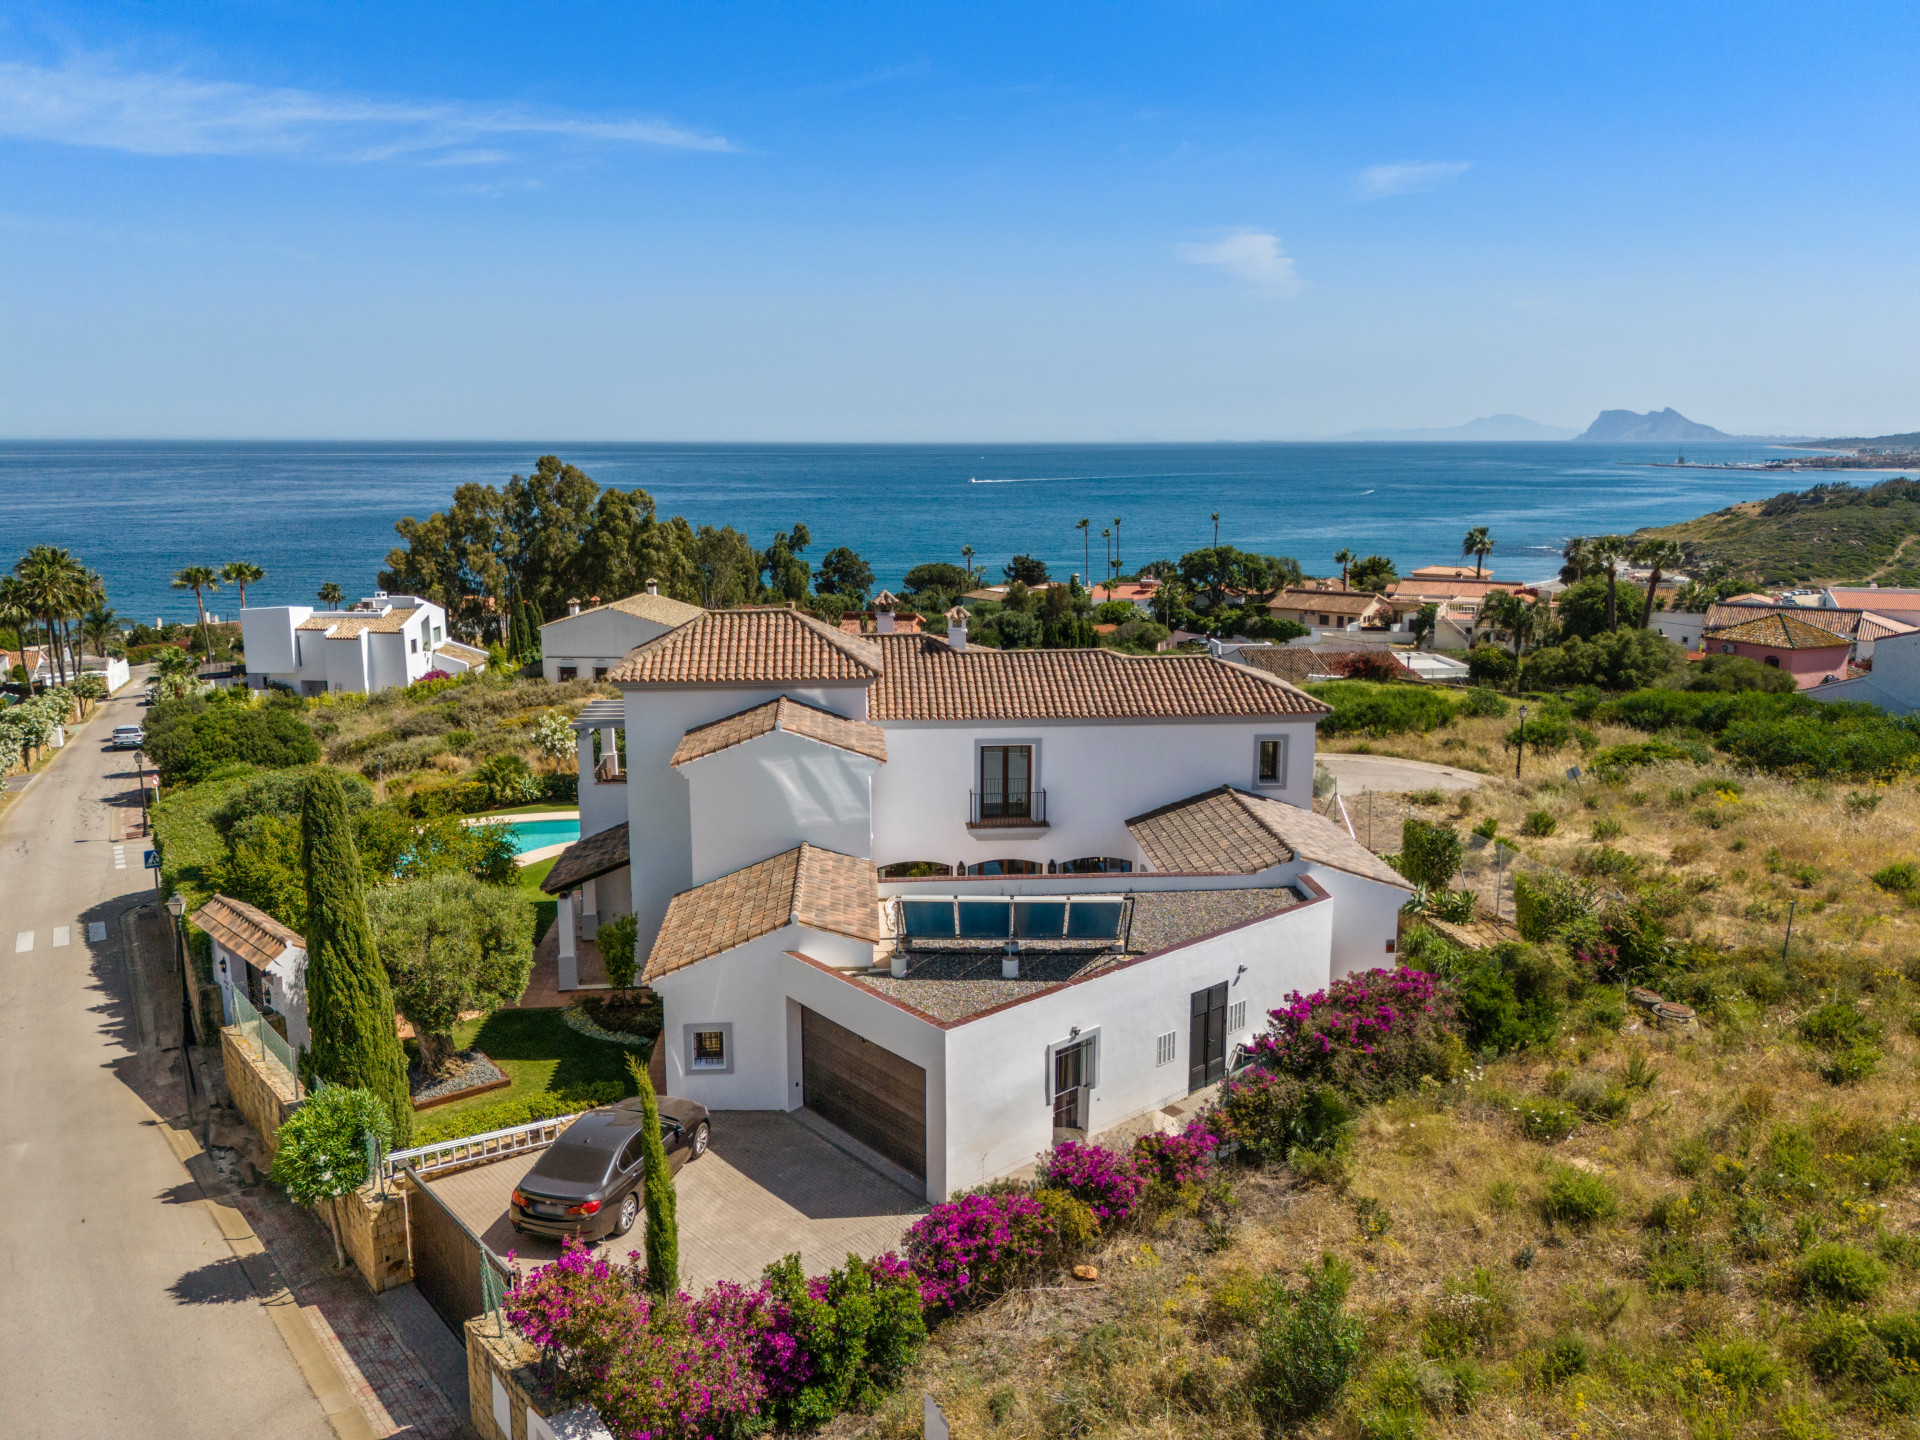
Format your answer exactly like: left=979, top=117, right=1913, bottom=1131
left=541, top=823, right=631, bottom=894
left=548, top=591, right=705, bottom=630
left=1229, top=646, right=1421, bottom=686
left=1702, top=603, right=1917, bottom=644
left=644, top=844, right=880, bottom=981
left=1826, top=588, right=1920, bottom=607
left=608, top=607, right=883, bottom=685
left=867, top=635, right=1329, bottom=722
left=1406, top=565, right=1493, bottom=580
left=189, top=894, right=304, bottom=971
left=672, top=697, right=888, bottom=767
left=1127, top=786, right=1410, bottom=888
left=298, top=606, right=421, bottom=637
left=434, top=640, right=489, bottom=664
left=1703, top=613, right=1853, bottom=650
left=1388, top=579, right=1524, bottom=601
left=1268, top=588, right=1390, bottom=616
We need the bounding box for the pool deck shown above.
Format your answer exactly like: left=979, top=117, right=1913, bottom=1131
left=460, top=809, right=580, bottom=825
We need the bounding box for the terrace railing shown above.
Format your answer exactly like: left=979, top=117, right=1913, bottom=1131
left=229, top=988, right=302, bottom=1098
left=968, top=788, right=1047, bottom=828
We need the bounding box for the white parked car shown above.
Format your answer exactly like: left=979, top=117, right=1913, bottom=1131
left=108, top=726, right=144, bottom=750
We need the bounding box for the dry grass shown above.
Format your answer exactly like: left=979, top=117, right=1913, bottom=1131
left=835, top=753, right=1920, bottom=1440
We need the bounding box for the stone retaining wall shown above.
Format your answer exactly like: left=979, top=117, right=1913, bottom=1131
left=338, top=1177, right=413, bottom=1295
left=220, top=1024, right=300, bottom=1154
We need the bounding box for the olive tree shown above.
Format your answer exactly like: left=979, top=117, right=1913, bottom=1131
left=367, top=872, right=533, bottom=1075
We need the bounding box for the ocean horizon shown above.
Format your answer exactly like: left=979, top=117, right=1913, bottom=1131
left=0, top=438, right=1894, bottom=626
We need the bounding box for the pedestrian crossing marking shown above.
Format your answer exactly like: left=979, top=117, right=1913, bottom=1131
left=112, top=844, right=126, bottom=870
left=13, top=932, right=31, bottom=954
left=52, top=927, right=69, bottom=948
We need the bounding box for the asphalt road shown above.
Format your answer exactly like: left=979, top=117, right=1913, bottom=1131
left=1318, top=751, right=1487, bottom=794
left=0, top=682, right=335, bottom=1439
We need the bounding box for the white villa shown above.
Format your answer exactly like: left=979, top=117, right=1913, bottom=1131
left=540, top=604, right=1410, bottom=1201
left=538, top=584, right=705, bottom=685
left=239, top=593, right=487, bottom=696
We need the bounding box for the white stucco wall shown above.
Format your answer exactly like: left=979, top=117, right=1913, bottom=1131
left=939, top=896, right=1332, bottom=1191
left=869, top=717, right=1318, bottom=873
left=1293, top=866, right=1406, bottom=979
left=1652, top=613, right=1704, bottom=651
left=240, top=607, right=304, bottom=674
left=681, top=731, right=878, bottom=887
left=1814, top=629, right=1920, bottom=714
left=618, top=683, right=872, bottom=955
left=542, top=609, right=677, bottom=682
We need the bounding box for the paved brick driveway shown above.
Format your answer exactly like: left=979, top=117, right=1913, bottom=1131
left=426, top=1110, right=927, bottom=1286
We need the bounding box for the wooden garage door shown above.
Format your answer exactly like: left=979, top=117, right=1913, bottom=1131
left=801, top=1007, right=927, bottom=1180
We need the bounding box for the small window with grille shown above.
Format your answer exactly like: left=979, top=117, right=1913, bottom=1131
left=1155, top=1031, right=1177, bottom=1067
left=1228, top=1000, right=1247, bottom=1033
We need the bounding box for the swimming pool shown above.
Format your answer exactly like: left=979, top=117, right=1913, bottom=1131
left=502, top=818, right=580, bottom=855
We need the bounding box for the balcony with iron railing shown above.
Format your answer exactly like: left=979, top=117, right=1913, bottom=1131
left=968, top=788, right=1047, bottom=828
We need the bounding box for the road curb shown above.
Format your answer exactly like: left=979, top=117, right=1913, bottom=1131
left=160, top=1119, right=380, bottom=1440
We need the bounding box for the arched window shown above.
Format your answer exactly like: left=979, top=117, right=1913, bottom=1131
left=878, top=861, right=952, bottom=878
left=1060, top=857, right=1133, bottom=874
left=965, top=859, right=1044, bottom=876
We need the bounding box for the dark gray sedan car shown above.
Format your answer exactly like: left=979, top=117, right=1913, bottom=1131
left=510, top=1096, right=711, bottom=1242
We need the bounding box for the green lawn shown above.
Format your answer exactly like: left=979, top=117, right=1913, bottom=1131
left=437, top=1007, right=636, bottom=1121
left=518, top=855, right=557, bottom=945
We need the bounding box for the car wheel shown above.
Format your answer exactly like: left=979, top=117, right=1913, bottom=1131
left=691, top=1121, right=710, bottom=1158
left=612, top=1191, right=640, bottom=1237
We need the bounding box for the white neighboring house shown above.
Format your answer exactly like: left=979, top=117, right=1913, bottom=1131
left=539, top=586, right=705, bottom=685
left=1812, top=628, right=1920, bottom=714
left=240, top=593, right=484, bottom=696
left=1651, top=612, right=1706, bottom=651
left=191, top=894, right=311, bottom=1051
left=539, top=604, right=1412, bottom=1201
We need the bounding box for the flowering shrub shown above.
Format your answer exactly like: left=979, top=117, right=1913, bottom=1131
left=1035, top=1139, right=1147, bottom=1225
left=507, top=1242, right=924, bottom=1439
left=507, top=1241, right=764, bottom=1440
left=1212, top=1069, right=1354, bottom=1165
left=905, top=1190, right=1061, bottom=1312
left=1253, top=967, right=1458, bottom=1099
left=1134, top=1118, right=1221, bottom=1188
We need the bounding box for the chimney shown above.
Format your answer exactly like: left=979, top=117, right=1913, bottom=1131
left=945, top=605, right=969, bottom=651
left=566, top=598, right=581, bottom=617
left=645, top=579, right=659, bottom=596
left=1002, top=941, right=1021, bottom=980
left=873, top=590, right=898, bottom=634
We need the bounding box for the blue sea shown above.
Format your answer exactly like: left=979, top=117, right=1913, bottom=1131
left=0, top=440, right=1896, bottom=625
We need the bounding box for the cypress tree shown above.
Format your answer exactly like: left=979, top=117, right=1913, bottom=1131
left=626, top=1053, right=679, bottom=1294
left=302, top=772, right=413, bottom=1145
left=520, top=601, right=541, bottom=658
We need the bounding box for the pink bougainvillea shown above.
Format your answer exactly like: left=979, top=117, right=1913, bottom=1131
left=1036, top=1139, right=1148, bottom=1225
left=1251, top=967, right=1456, bottom=1098
left=904, top=1191, right=1055, bottom=1312
left=1133, top=1117, right=1221, bottom=1188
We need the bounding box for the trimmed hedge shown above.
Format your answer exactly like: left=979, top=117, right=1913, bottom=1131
left=411, top=1082, right=626, bottom=1146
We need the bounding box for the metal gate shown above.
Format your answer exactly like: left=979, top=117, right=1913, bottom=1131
left=402, top=1165, right=510, bottom=1336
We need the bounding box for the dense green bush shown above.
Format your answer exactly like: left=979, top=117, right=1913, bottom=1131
left=1873, top=860, right=1920, bottom=896
left=1213, top=1070, right=1354, bottom=1165
left=758, top=1253, right=928, bottom=1429
left=1719, top=712, right=1920, bottom=780
left=1459, top=686, right=1508, bottom=718
left=1520, top=629, right=1677, bottom=692
left=1520, top=809, right=1557, bottom=837
left=597, top=912, right=640, bottom=989
left=1796, top=1243, right=1889, bottom=1305
left=1512, top=869, right=1594, bottom=942
left=1507, top=714, right=1570, bottom=751
left=1308, top=681, right=1459, bottom=736
left=1466, top=646, right=1517, bottom=688
left=1540, top=1165, right=1617, bottom=1226
left=1668, top=653, right=1798, bottom=694
left=1555, top=576, right=1648, bottom=640
left=1400, top=817, right=1464, bottom=889
left=1250, top=1256, right=1365, bottom=1426
left=146, top=691, right=320, bottom=786
left=1455, top=945, right=1563, bottom=1054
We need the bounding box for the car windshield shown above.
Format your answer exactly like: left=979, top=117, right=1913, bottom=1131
left=534, top=1140, right=615, bottom=1185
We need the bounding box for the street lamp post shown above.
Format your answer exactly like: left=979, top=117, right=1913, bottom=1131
left=1515, top=704, right=1528, bottom=780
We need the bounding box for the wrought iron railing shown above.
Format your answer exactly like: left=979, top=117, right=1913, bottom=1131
left=968, top=789, right=1046, bottom=827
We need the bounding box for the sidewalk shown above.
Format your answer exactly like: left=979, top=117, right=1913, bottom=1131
left=510, top=923, right=607, bottom=1008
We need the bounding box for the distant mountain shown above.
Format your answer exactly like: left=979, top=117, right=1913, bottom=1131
left=1334, top=414, right=1578, bottom=442
left=1578, top=408, right=1730, bottom=442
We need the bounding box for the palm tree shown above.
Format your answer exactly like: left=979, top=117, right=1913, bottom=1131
left=317, top=582, right=345, bottom=608
left=15, top=546, right=88, bottom=686
left=1211, top=512, right=1220, bottom=547
left=80, top=604, right=120, bottom=661
left=1332, top=547, right=1356, bottom=591
left=171, top=566, right=220, bottom=658
left=221, top=560, right=265, bottom=609
left=1462, top=526, right=1494, bottom=578
left=1589, top=536, right=1629, bottom=631
left=1112, top=517, right=1123, bottom=583
left=1076, top=519, right=1090, bottom=586
left=1633, top=538, right=1686, bottom=630
left=1560, top=536, right=1593, bottom=583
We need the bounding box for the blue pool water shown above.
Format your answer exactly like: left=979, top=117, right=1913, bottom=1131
left=503, top=818, right=580, bottom=855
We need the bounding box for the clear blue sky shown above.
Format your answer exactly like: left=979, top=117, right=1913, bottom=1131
left=3, top=2, right=1918, bottom=440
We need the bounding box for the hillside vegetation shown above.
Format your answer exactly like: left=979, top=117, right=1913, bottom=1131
left=1638, top=476, right=1920, bottom=588
left=841, top=754, right=1920, bottom=1440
